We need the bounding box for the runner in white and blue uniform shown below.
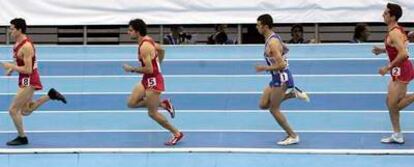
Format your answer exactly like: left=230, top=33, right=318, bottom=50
left=264, top=33, right=295, bottom=88
left=255, top=14, right=310, bottom=145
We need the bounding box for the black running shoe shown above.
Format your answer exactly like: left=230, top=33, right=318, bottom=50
left=48, top=88, right=67, bottom=104
left=7, top=136, right=28, bottom=146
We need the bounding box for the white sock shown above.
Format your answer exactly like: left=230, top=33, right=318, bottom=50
left=393, top=132, right=403, bottom=138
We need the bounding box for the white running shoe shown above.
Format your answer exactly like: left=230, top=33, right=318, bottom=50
left=277, top=136, right=300, bottom=145
left=381, top=134, right=404, bottom=144
left=294, top=87, right=310, bottom=102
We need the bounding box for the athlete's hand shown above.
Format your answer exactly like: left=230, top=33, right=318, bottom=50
left=123, top=64, right=134, bottom=73
left=378, top=66, right=389, bottom=76
left=1, top=62, right=13, bottom=70
left=255, top=65, right=267, bottom=72
left=1, top=62, right=14, bottom=76
left=372, top=46, right=385, bottom=55
left=5, top=68, right=13, bottom=76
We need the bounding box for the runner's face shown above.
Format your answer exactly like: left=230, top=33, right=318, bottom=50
left=383, top=8, right=392, bottom=24
left=128, top=26, right=138, bottom=40
left=9, top=24, right=21, bottom=39
left=256, top=21, right=265, bottom=35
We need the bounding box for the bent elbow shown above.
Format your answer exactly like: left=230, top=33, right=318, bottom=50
left=145, top=68, right=154, bottom=74
left=403, top=54, right=409, bottom=59
left=23, top=69, right=33, bottom=75
left=278, top=63, right=287, bottom=71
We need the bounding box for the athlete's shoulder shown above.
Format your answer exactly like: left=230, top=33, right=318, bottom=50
left=267, top=37, right=282, bottom=47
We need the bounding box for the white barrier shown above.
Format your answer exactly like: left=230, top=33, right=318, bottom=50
left=0, top=0, right=413, bottom=25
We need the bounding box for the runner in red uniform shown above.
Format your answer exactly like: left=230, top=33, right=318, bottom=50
left=123, top=18, right=183, bottom=146
left=1, top=18, right=66, bottom=146
left=372, top=3, right=414, bottom=144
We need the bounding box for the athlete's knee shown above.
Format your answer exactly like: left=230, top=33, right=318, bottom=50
left=24, top=102, right=36, bottom=111
left=8, top=107, right=20, bottom=117
left=149, top=113, right=169, bottom=126
left=147, top=111, right=167, bottom=124
left=147, top=111, right=157, bottom=118
left=127, top=101, right=137, bottom=108
left=385, top=94, right=391, bottom=104
left=147, top=108, right=161, bottom=118
left=269, top=108, right=281, bottom=114
left=396, top=102, right=407, bottom=111
left=259, top=103, right=269, bottom=110
left=21, top=105, right=35, bottom=116
left=390, top=106, right=401, bottom=113
left=269, top=102, right=281, bottom=110
left=259, top=98, right=270, bottom=109
left=127, top=98, right=140, bottom=108
left=386, top=100, right=399, bottom=111
left=387, top=104, right=400, bottom=113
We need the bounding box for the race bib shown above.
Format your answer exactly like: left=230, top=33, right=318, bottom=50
left=279, top=72, right=288, bottom=82
left=147, top=77, right=157, bottom=87
left=21, top=77, right=30, bottom=87
left=391, top=67, right=401, bottom=76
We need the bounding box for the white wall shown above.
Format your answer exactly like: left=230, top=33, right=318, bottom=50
left=0, top=0, right=413, bottom=25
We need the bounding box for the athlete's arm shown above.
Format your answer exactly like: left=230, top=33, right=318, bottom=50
left=123, top=43, right=154, bottom=74
left=154, top=43, right=165, bottom=63
left=1, top=54, right=15, bottom=75
left=5, top=67, right=13, bottom=76
left=256, top=39, right=286, bottom=72
left=3, top=44, right=34, bottom=74
left=372, top=46, right=386, bottom=55
left=379, top=30, right=409, bottom=75
left=388, top=30, right=409, bottom=68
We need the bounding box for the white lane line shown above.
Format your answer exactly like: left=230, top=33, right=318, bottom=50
left=0, top=110, right=411, bottom=114
left=0, top=129, right=411, bottom=133
left=1, top=147, right=413, bottom=155
left=0, top=91, right=396, bottom=95
left=0, top=57, right=393, bottom=62
left=0, top=74, right=387, bottom=79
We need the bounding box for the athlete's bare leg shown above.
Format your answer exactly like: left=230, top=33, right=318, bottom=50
left=381, top=80, right=414, bottom=144
left=386, top=80, right=414, bottom=133
left=259, top=86, right=299, bottom=110
left=9, top=87, right=35, bottom=137
left=397, top=92, right=414, bottom=110
left=260, top=85, right=297, bottom=137
left=259, top=86, right=272, bottom=110
left=268, top=85, right=297, bottom=138
left=21, top=95, right=50, bottom=116
left=127, top=83, right=147, bottom=108
left=283, top=90, right=297, bottom=101
left=393, top=81, right=414, bottom=111
left=127, top=83, right=179, bottom=134
left=127, top=83, right=170, bottom=110
left=20, top=88, right=66, bottom=116
left=145, top=90, right=180, bottom=135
